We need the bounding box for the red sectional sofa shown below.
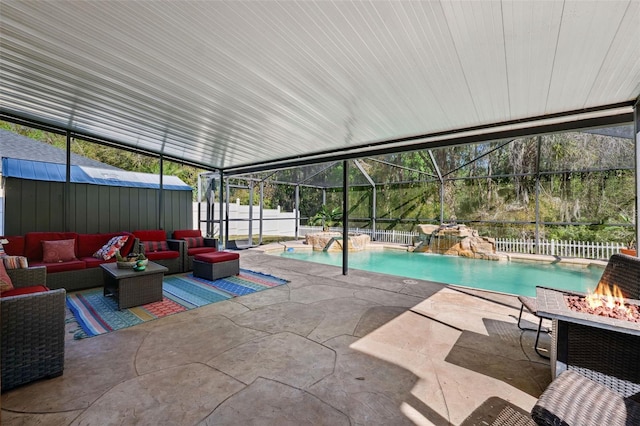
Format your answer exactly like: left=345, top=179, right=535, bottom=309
left=132, top=230, right=183, bottom=275
left=172, top=229, right=218, bottom=272
left=2, top=231, right=138, bottom=291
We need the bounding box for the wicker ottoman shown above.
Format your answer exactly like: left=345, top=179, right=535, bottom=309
left=192, top=251, right=240, bottom=281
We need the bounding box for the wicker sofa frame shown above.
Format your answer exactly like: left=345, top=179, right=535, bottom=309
left=1, top=266, right=65, bottom=392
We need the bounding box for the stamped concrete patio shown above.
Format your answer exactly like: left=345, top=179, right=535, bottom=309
left=1, top=246, right=552, bottom=425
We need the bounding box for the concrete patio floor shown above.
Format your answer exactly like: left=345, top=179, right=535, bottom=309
left=1, top=247, right=553, bottom=425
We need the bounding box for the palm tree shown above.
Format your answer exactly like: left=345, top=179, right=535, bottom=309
left=309, top=205, right=342, bottom=232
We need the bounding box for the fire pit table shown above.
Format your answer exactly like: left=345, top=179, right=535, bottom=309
left=536, top=286, right=640, bottom=397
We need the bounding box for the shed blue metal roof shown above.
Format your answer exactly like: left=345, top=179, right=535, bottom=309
left=1, top=158, right=192, bottom=191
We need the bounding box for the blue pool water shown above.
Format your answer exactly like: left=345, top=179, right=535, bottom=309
left=279, top=250, right=602, bottom=297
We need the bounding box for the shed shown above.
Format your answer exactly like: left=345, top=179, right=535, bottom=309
left=2, top=158, right=192, bottom=236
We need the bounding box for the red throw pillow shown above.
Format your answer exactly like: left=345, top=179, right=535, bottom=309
left=0, top=261, right=14, bottom=293
left=184, top=236, right=205, bottom=248
left=93, top=235, right=129, bottom=260
left=42, top=239, right=76, bottom=263
left=142, top=240, right=169, bottom=252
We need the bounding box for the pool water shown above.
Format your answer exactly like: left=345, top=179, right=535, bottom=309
left=280, top=250, right=602, bottom=297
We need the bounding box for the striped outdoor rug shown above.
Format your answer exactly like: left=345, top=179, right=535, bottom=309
left=66, top=269, right=288, bottom=339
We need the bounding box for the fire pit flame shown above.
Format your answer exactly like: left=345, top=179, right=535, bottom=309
left=585, top=282, right=630, bottom=315
left=565, top=283, right=640, bottom=322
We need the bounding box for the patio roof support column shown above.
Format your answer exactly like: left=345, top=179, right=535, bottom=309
left=258, top=180, right=264, bottom=245
left=248, top=179, right=254, bottom=246
left=159, top=155, right=164, bottom=229
left=428, top=150, right=444, bottom=224
left=218, top=172, right=224, bottom=249
left=342, top=160, right=349, bottom=275
left=225, top=178, right=230, bottom=248
left=295, top=184, right=300, bottom=239
left=535, top=136, right=542, bottom=254
left=64, top=131, right=71, bottom=231
left=634, top=97, right=639, bottom=257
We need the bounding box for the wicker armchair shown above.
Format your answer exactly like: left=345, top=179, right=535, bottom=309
left=1, top=266, right=65, bottom=392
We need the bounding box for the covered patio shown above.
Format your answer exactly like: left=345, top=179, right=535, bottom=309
left=2, top=247, right=551, bottom=425
left=1, top=1, right=640, bottom=424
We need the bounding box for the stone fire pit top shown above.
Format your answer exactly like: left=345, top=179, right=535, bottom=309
left=536, top=287, right=640, bottom=336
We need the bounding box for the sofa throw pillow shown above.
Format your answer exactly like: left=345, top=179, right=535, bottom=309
left=0, top=242, right=5, bottom=257
left=184, top=236, right=205, bottom=248
left=0, top=261, right=14, bottom=293
left=93, top=235, right=129, bottom=260
left=142, top=240, right=169, bottom=253
left=42, top=239, right=76, bottom=263
left=3, top=256, right=29, bottom=269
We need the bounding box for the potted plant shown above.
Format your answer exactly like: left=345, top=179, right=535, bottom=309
left=309, top=205, right=342, bottom=231
left=619, top=214, right=637, bottom=256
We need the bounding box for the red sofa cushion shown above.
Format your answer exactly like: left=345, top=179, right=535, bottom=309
left=77, top=232, right=135, bottom=258
left=194, top=252, right=239, bottom=263
left=173, top=229, right=202, bottom=239
left=0, top=285, right=50, bottom=298
left=81, top=256, right=116, bottom=268
left=133, top=230, right=167, bottom=242
left=30, top=259, right=86, bottom=273
left=144, top=250, right=180, bottom=261
left=188, top=246, right=218, bottom=257
left=0, top=236, right=25, bottom=256
left=24, top=232, right=79, bottom=261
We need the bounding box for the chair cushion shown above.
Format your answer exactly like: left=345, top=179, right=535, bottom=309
left=187, top=246, right=218, bottom=257
left=1, top=235, right=25, bottom=256
left=144, top=250, right=180, bottom=261
left=194, top=252, right=239, bottom=263
left=77, top=232, right=135, bottom=258
left=31, top=259, right=86, bottom=273
left=173, top=229, right=202, bottom=239
left=24, top=232, right=78, bottom=261
left=0, top=285, right=49, bottom=298
left=133, top=230, right=167, bottom=242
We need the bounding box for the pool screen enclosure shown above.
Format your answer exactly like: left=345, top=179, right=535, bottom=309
left=0, top=1, right=639, bottom=272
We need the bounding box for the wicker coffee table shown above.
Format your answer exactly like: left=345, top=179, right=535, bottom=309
left=101, top=261, right=168, bottom=309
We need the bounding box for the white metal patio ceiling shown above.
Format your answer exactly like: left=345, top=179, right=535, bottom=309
left=1, top=1, right=639, bottom=174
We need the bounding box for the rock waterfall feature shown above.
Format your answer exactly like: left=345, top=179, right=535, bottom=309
left=412, top=224, right=500, bottom=260
left=305, top=232, right=371, bottom=252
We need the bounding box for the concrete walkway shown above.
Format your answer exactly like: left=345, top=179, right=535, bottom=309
left=1, top=247, right=552, bottom=425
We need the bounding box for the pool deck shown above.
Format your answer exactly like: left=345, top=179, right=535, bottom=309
left=2, top=245, right=558, bottom=425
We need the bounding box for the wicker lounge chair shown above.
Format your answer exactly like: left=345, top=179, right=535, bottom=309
left=1, top=266, right=65, bottom=392
left=532, top=370, right=640, bottom=426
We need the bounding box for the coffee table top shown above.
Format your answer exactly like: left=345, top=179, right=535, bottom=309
left=100, top=261, right=168, bottom=279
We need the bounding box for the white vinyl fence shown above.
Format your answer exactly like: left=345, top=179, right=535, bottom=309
left=299, top=226, right=416, bottom=245
left=494, top=238, right=626, bottom=260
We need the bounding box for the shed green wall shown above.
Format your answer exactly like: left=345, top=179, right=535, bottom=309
left=3, top=177, right=192, bottom=236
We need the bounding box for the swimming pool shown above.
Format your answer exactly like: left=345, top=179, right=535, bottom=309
left=279, top=250, right=601, bottom=297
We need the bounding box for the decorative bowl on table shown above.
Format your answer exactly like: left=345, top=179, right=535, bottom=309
left=116, top=260, right=137, bottom=269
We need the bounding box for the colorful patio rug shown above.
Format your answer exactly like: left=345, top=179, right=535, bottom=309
left=66, top=269, right=288, bottom=339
